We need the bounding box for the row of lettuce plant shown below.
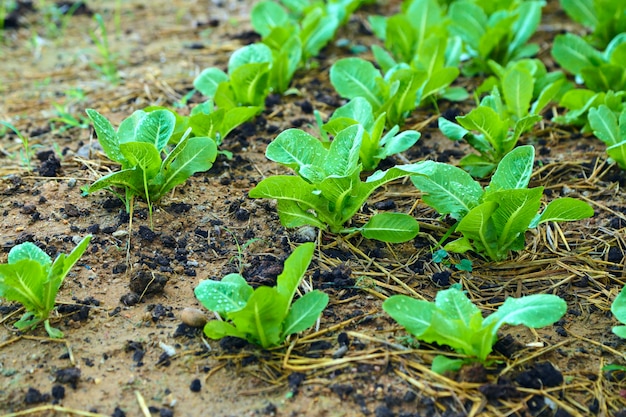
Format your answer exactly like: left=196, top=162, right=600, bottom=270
left=0, top=236, right=570, bottom=376
left=192, top=0, right=370, bottom=112
left=329, top=0, right=626, bottom=173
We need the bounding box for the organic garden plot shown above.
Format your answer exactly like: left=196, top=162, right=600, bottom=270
left=0, top=0, right=626, bottom=416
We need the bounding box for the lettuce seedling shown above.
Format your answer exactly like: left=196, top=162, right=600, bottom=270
left=330, top=57, right=456, bottom=127
left=368, top=0, right=449, bottom=66
left=560, top=0, right=626, bottom=49
left=555, top=89, right=625, bottom=129
left=410, top=145, right=594, bottom=261
left=249, top=125, right=421, bottom=243
left=588, top=105, right=626, bottom=169
left=552, top=33, right=626, bottom=92
left=194, top=43, right=272, bottom=109
left=0, top=235, right=92, bottom=338
left=194, top=242, right=328, bottom=349
left=447, top=0, right=544, bottom=75
left=611, top=286, right=626, bottom=339
left=477, top=59, right=572, bottom=120
left=84, top=109, right=217, bottom=223
left=383, top=284, right=567, bottom=372
left=322, top=97, right=421, bottom=170
left=252, top=0, right=365, bottom=64
left=367, top=0, right=466, bottom=103
left=145, top=104, right=258, bottom=155
left=438, top=91, right=537, bottom=178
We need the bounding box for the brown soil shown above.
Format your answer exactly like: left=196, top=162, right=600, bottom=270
left=0, top=1, right=625, bottom=417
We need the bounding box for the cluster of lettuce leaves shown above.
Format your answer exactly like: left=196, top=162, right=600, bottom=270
left=0, top=236, right=91, bottom=338
left=194, top=242, right=327, bottom=348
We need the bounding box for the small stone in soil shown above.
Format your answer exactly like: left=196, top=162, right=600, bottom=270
left=160, top=408, right=174, bottom=417
left=38, top=155, right=61, bottom=177
left=55, top=367, right=81, bottom=388
left=431, top=271, right=451, bottom=286
left=180, top=308, right=207, bottom=328
left=373, top=200, right=396, bottom=210
left=287, top=372, right=306, bottom=391
left=259, top=403, right=276, bottom=415
left=235, top=208, right=250, bottom=221
left=111, top=407, right=126, bottom=417
left=173, top=323, right=200, bottom=338
left=374, top=405, right=394, bottom=417
left=190, top=378, right=202, bottom=392
left=129, top=270, right=168, bottom=296
left=25, top=387, right=49, bottom=404
left=403, top=390, right=416, bottom=402
left=331, top=384, right=353, bottom=399
left=120, top=292, right=140, bottom=306
left=138, top=225, right=158, bottom=241
left=150, top=303, right=169, bottom=322
left=112, top=263, right=127, bottom=274
left=608, top=246, right=624, bottom=263
left=51, top=384, right=65, bottom=400
left=515, top=362, right=563, bottom=389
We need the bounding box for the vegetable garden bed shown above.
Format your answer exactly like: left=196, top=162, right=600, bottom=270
left=0, top=0, right=625, bottom=416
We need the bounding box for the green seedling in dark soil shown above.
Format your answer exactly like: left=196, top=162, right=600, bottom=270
left=552, top=33, right=626, bottom=92
left=249, top=125, right=422, bottom=243
left=447, top=0, right=544, bottom=75
left=410, top=146, right=594, bottom=261
left=0, top=120, right=33, bottom=171
left=84, top=109, right=217, bottom=227
left=89, top=13, right=119, bottom=83
left=194, top=43, right=271, bottom=109
left=0, top=235, right=92, bottom=338
left=195, top=242, right=328, bottom=349
left=611, top=286, right=626, bottom=339
left=252, top=0, right=366, bottom=65
left=560, top=0, right=626, bottom=49
left=439, top=63, right=560, bottom=178
left=589, top=105, right=626, bottom=169
left=383, top=284, right=566, bottom=373
left=322, top=97, right=421, bottom=171
left=555, top=89, right=625, bottom=130
left=144, top=104, right=257, bottom=159
left=330, top=56, right=459, bottom=127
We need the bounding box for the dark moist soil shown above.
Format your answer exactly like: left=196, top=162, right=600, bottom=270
left=1, top=1, right=626, bottom=416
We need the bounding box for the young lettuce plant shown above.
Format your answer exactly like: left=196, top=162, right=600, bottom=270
left=194, top=242, right=328, bottom=349
left=144, top=104, right=258, bottom=158
left=440, top=60, right=570, bottom=177
left=84, top=109, right=217, bottom=224
left=367, top=0, right=449, bottom=66
left=438, top=90, right=538, bottom=178
left=554, top=89, right=625, bottom=130
left=367, top=0, right=466, bottom=103
left=383, top=284, right=566, bottom=373
left=560, top=0, right=626, bottom=49
left=193, top=43, right=272, bottom=109
left=248, top=0, right=368, bottom=92
left=476, top=59, right=572, bottom=119
left=611, top=285, right=626, bottom=339
left=249, top=125, right=421, bottom=243
left=552, top=33, right=626, bottom=92
left=447, top=0, right=544, bottom=75
left=0, top=235, right=92, bottom=338
left=588, top=105, right=626, bottom=169
left=330, top=57, right=456, bottom=127
left=410, top=145, right=594, bottom=261
left=322, top=97, right=421, bottom=171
